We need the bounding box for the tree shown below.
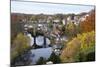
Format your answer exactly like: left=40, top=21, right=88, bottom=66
left=36, top=57, right=46, bottom=65
left=65, top=22, right=77, bottom=38
left=60, top=31, right=95, bottom=62
left=60, top=38, right=81, bottom=62
left=79, top=10, right=95, bottom=33
left=48, top=52, right=61, bottom=64
left=11, top=33, right=30, bottom=60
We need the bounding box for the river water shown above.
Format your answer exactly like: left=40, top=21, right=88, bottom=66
left=26, top=33, right=53, bottom=65
left=30, top=47, right=53, bottom=64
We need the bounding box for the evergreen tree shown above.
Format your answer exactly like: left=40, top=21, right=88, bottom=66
left=36, top=57, right=46, bottom=65
left=48, top=52, right=61, bottom=64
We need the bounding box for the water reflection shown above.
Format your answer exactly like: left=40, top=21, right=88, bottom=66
left=30, top=47, right=53, bottom=64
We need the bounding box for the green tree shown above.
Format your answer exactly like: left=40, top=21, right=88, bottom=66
left=48, top=52, right=61, bottom=64
left=36, top=57, right=46, bottom=65
left=65, top=22, right=77, bottom=38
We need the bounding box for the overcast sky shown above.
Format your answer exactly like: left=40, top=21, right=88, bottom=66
left=11, top=1, right=95, bottom=14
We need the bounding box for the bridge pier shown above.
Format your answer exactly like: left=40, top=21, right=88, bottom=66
left=34, top=36, right=36, bottom=44
left=43, top=36, right=46, bottom=48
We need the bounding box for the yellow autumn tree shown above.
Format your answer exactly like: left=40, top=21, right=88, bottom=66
left=60, top=31, right=95, bottom=62
left=11, top=33, right=30, bottom=60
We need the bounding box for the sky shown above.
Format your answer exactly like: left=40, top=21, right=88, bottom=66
left=11, top=1, right=95, bottom=14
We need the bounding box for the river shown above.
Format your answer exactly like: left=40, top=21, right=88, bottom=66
left=30, top=47, right=53, bottom=64
left=26, top=33, right=53, bottom=65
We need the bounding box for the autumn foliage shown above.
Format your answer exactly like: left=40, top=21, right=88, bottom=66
left=11, top=33, right=30, bottom=60
left=60, top=31, right=95, bottom=62
left=79, top=10, right=95, bottom=33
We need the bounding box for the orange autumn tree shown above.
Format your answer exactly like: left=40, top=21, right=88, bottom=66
left=80, top=9, right=95, bottom=33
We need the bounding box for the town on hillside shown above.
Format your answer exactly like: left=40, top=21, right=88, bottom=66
left=11, top=1, right=95, bottom=66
